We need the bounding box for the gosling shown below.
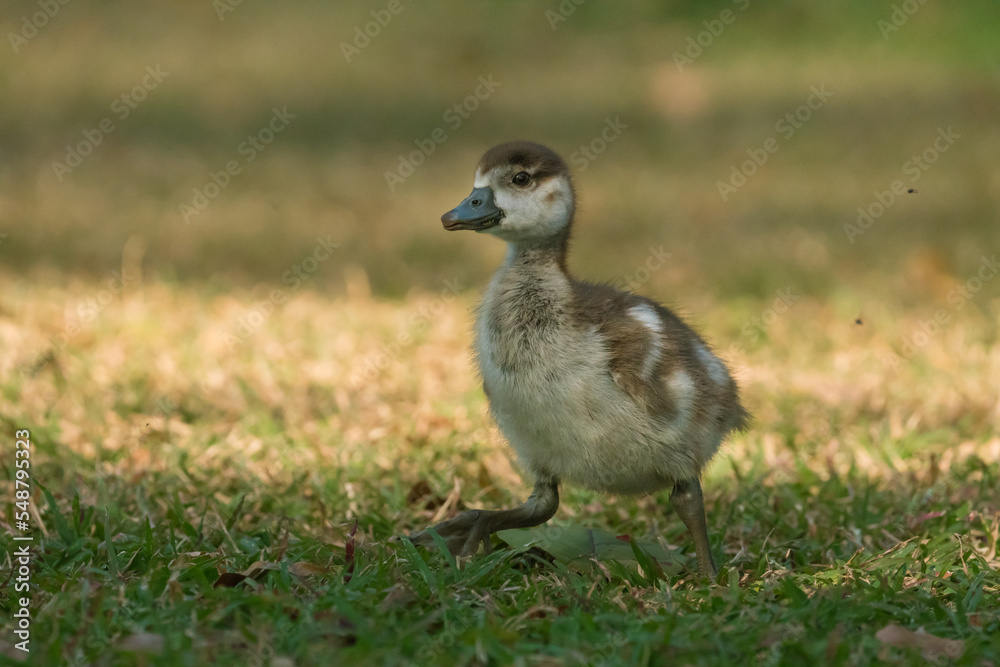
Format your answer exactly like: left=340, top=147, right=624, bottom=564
left=409, top=141, right=749, bottom=577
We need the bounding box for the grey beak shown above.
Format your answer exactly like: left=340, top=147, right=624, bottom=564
left=441, top=187, right=504, bottom=231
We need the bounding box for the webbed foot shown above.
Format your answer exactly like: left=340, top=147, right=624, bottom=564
left=408, top=509, right=494, bottom=557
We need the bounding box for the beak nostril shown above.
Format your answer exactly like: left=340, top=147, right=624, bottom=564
left=471, top=199, right=482, bottom=206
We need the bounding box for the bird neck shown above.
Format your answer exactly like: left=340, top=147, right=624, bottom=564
left=504, top=227, right=571, bottom=277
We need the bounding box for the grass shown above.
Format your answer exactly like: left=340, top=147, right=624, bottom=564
left=1, top=0, right=1000, bottom=665
left=0, top=273, right=998, bottom=665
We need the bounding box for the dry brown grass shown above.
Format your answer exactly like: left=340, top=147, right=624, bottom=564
left=4, top=261, right=998, bottom=510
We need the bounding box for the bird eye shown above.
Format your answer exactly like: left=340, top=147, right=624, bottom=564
left=512, top=171, right=531, bottom=186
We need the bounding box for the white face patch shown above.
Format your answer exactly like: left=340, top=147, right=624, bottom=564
left=696, top=342, right=728, bottom=386
left=473, top=170, right=491, bottom=188
left=473, top=167, right=573, bottom=243
left=628, top=303, right=663, bottom=378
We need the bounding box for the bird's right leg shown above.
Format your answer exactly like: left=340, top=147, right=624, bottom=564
left=408, top=478, right=559, bottom=557
left=670, top=477, right=718, bottom=578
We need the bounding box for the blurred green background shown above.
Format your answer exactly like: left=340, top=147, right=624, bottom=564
left=1, top=0, right=998, bottom=303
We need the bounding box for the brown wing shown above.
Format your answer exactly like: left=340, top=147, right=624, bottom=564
left=571, top=280, right=749, bottom=434
left=569, top=281, right=678, bottom=414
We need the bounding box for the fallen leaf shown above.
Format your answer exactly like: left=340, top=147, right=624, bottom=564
left=289, top=561, right=327, bottom=577
left=0, top=638, right=28, bottom=662
left=476, top=462, right=494, bottom=492
left=875, top=624, right=964, bottom=661
left=118, top=632, right=164, bottom=654
left=912, top=511, right=946, bottom=525
left=322, top=615, right=358, bottom=647
left=213, top=560, right=278, bottom=588
left=274, top=527, right=290, bottom=562
left=497, top=525, right=683, bottom=577
left=430, top=479, right=463, bottom=523
left=241, top=560, right=279, bottom=579
left=405, top=480, right=433, bottom=507
left=526, top=605, right=559, bottom=619
left=212, top=572, right=248, bottom=588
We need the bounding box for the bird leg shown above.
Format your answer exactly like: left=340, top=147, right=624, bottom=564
left=670, top=477, right=718, bottom=578
left=409, top=478, right=559, bottom=557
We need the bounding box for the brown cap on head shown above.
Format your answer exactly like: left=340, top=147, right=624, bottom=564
left=478, top=141, right=570, bottom=181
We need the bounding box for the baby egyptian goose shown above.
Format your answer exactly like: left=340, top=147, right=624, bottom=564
left=409, top=141, right=748, bottom=576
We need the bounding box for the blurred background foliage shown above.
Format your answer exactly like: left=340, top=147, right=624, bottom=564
left=1, top=0, right=998, bottom=306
